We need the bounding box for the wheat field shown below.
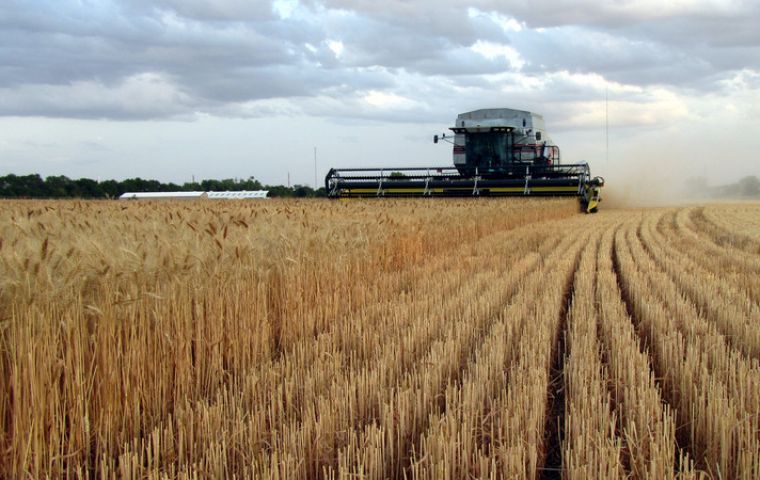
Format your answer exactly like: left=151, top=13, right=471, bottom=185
left=1, top=198, right=759, bottom=479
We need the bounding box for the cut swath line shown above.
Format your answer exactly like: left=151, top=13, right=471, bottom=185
left=539, top=243, right=581, bottom=479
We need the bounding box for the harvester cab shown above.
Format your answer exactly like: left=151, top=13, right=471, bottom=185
left=326, top=108, right=603, bottom=213
left=442, top=109, right=558, bottom=177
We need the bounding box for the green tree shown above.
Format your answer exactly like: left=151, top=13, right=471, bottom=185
left=737, top=176, right=760, bottom=196
left=74, top=178, right=102, bottom=198
left=266, top=185, right=293, bottom=197
left=292, top=185, right=315, bottom=197
left=99, top=179, right=121, bottom=198
left=0, top=174, right=46, bottom=197
left=45, top=175, right=75, bottom=197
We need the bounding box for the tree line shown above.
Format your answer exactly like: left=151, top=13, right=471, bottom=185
left=684, top=175, right=760, bottom=198
left=0, top=174, right=326, bottom=198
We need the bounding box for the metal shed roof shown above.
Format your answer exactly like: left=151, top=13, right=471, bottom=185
left=206, top=191, right=268, bottom=199
left=119, top=191, right=207, bottom=199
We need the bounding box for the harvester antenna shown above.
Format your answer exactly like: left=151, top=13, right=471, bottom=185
left=605, top=84, right=609, bottom=163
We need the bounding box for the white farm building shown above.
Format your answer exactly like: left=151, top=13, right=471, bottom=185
left=207, top=191, right=268, bottom=199
left=119, top=190, right=268, bottom=200
left=119, top=191, right=207, bottom=200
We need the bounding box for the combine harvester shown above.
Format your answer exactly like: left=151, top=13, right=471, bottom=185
left=325, top=108, right=604, bottom=212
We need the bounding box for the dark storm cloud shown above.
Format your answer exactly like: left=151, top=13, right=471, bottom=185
left=479, top=0, right=760, bottom=87
left=333, top=26, right=508, bottom=76
left=130, top=0, right=277, bottom=21
left=0, top=0, right=520, bottom=120
left=0, top=0, right=758, bottom=121
left=512, top=26, right=717, bottom=90
left=308, top=0, right=511, bottom=46
left=0, top=5, right=320, bottom=117
left=322, top=0, right=760, bottom=89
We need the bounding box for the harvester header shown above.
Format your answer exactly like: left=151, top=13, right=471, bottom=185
left=326, top=108, right=603, bottom=212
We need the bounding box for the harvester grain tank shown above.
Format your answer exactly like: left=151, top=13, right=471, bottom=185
left=325, top=108, right=604, bottom=212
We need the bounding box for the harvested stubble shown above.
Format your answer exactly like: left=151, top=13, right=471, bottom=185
left=330, top=231, right=569, bottom=479
left=562, top=235, right=623, bottom=479
left=408, top=231, right=583, bottom=479
left=595, top=226, right=684, bottom=479
left=635, top=210, right=760, bottom=360
left=2, top=198, right=760, bottom=479
left=672, top=207, right=760, bottom=304
left=696, top=204, right=760, bottom=254
left=615, top=216, right=760, bottom=479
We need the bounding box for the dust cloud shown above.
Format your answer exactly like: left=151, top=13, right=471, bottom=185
left=584, top=120, right=760, bottom=209
left=597, top=175, right=693, bottom=209
left=594, top=155, right=695, bottom=208
left=596, top=161, right=760, bottom=209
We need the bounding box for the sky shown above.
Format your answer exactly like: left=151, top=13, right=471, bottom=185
left=1, top=0, right=759, bottom=188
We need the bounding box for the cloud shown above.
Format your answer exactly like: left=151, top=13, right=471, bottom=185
left=137, top=0, right=277, bottom=21
left=0, top=73, right=194, bottom=120
left=476, top=0, right=748, bottom=29
left=0, top=0, right=757, bottom=130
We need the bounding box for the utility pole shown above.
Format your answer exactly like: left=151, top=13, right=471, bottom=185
left=314, top=146, right=318, bottom=189
left=287, top=171, right=291, bottom=188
